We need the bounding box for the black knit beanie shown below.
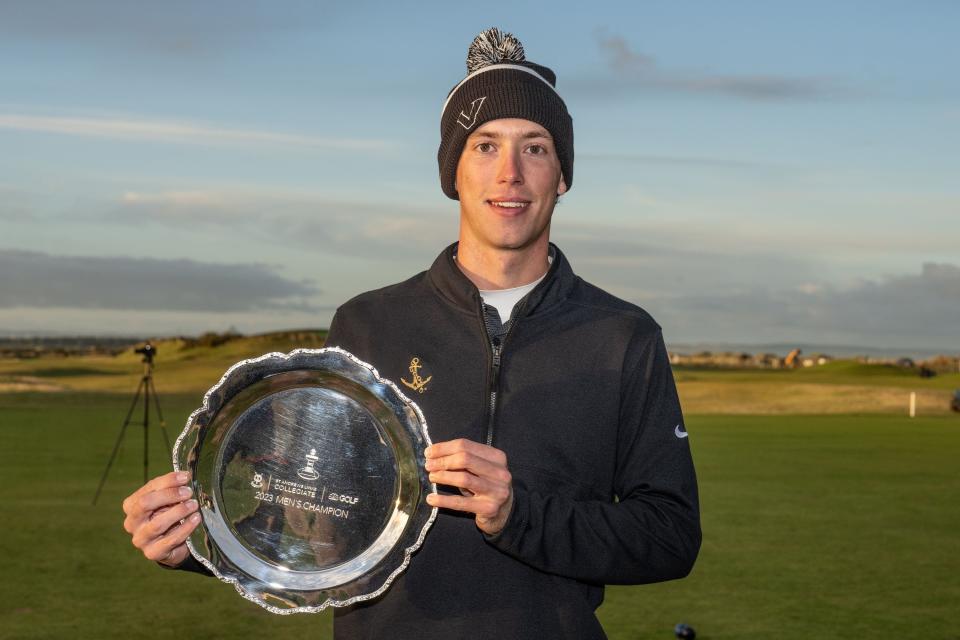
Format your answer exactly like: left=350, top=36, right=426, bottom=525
left=438, top=28, right=574, bottom=200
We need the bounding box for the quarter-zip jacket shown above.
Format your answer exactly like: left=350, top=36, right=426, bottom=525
left=326, top=243, right=701, bottom=639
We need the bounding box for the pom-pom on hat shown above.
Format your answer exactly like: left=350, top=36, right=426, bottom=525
left=438, top=28, right=574, bottom=200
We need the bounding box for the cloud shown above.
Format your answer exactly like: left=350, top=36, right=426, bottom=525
left=551, top=220, right=958, bottom=348
left=108, top=188, right=457, bottom=259
left=0, top=1, right=328, bottom=53
left=553, top=221, right=815, bottom=299
left=577, top=151, right=781, bottom=170
left=0, top=185, right=34, bottom=221
left=0, top=250, right=319, bottom=312
left=661, top=263, right=960, bottom=347
left=592, top=32, right=837, bottom=101
left=0, top=306, right=337, bottom=337
left=0, top=113, right=393, bottom=152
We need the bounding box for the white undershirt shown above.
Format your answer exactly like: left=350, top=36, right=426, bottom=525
left=478, top=256, right=553, bottom=323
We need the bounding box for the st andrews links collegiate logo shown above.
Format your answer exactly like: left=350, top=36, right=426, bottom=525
left=457, top=96, right=486, bottom=130
left=401, top=357, right=432, bottom=394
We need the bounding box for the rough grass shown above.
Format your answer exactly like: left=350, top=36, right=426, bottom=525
left=674, top=360, right=960, bottom=390
left=1, top=393, right=957, bottom=639
left=2, top=335, right=957, bottom=416
left=678, top=381, right=952, bottom=415
left=0, top=331, right=328, bottom=394
left=673, top=361, right=959, bottom=415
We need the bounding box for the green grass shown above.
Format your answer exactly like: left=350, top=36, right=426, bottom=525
left=598, top=414, right=960, bottom=639
left=1, top=392, right=957, bottom=639
left=0, top=393, right=331, bottom=640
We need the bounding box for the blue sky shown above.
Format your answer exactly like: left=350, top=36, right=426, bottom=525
left=1, top=1, right=957, bottom=350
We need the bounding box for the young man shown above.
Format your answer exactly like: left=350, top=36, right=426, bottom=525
left=122, top=28, right=700, bottom=639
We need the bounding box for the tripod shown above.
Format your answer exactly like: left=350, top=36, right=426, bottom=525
left=92, top=348, right=172, bottom=505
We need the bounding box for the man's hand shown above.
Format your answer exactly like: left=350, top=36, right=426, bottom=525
left=122, top=471, right=201, bottom=567
left=424, top=439, right=513, bottom=535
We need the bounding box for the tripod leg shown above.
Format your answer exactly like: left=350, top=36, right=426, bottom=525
left=92, top=378, right=146, bottom=506
left=148, top=376, right=172, bottom=458
left=143, top=375, right=150, bottom=484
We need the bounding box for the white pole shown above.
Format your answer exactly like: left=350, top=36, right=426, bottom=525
left=909, top=392, right=916, bottom=418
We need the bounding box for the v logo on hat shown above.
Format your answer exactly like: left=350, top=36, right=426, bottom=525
left=438, top=28, right=574, bottom=200
left=457, top=96, right=486, bottom=130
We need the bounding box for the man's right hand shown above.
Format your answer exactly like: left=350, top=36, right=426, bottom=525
left=122, top=470, right=201, bottom=567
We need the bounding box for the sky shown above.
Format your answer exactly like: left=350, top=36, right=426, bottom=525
left=1, top=1, right=958, bottom=351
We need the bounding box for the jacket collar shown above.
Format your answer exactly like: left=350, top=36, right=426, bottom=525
left=427, top=242, right=576, bottom=318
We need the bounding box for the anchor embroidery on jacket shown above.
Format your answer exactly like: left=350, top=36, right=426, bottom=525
left=401, top=357, right=432, bottom=394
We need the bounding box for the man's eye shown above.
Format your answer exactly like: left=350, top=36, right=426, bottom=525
left=476, top=142, right=494, bottom=152
left=527, top=144, right=545, bottom=154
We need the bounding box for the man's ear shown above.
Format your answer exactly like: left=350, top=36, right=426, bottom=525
left=558, top=175, right=568, bottom=196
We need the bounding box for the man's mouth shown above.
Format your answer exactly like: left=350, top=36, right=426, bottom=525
left=487, top=200, right=530, bottom=210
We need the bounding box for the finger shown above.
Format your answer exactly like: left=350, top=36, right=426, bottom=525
left=137, top=485, right=194, bottom=514
left=125, top=503, right=172, bottom=534
left=425, top=451, right=511, bottom=483
left=426, top=491, right=478, bottom=513
left=123, top=471, right=190, bottom=515
left=425, top=439, right=507, bottom=466
left=428, top=469, right=498, bottom=496
left=122, top=485, right=193, bottom=533
left=142, top=512, right=202, bottom=563
left=426, top=492, right=505, bottom=520
left=133, top=470, right=191, bottom=502
left=132, top=499, right=200, bottom=549
left=150, top=504, right=175, bottom=520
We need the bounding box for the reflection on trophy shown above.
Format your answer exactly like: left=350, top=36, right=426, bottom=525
left=174, top=347, right=435, bottom=613
left=298, top=448, right=320, bottom=481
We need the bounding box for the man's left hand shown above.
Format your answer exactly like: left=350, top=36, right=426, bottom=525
left=424, top=438, right=513, bottom=535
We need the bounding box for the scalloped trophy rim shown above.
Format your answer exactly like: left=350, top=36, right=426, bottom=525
left=172, top=346, right=437, bottom=614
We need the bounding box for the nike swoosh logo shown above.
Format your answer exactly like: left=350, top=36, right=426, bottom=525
left=674, top=424, right=688, bottom=439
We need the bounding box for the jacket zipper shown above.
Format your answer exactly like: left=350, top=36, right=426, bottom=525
left=485, top=337, right=502, bottom=446
left=482, top=301, right=525, bottom=447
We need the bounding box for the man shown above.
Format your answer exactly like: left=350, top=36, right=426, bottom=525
left=122, top=28, right=700, bottom=639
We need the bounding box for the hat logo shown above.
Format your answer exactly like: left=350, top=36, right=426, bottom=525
left=457, top=96, right=486, bottom=130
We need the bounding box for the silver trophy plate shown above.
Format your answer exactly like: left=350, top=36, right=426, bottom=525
left=173, top=347, right=436, bottom=614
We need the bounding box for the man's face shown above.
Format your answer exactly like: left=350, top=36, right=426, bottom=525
left=455, top=118, right=567, bottom=254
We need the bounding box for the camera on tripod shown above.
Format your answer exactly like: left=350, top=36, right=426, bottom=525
left=92, top=340, right=169, bottom=505
left=135, top=342, right=156, bottom=364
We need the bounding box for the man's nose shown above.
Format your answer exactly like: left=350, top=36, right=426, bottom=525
left=497, top=147, right=523, bottom=184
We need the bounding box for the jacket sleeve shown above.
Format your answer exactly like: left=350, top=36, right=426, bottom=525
left=162, top=554, right=213, bottom=576
left=484, top=329, right=701, bottom=585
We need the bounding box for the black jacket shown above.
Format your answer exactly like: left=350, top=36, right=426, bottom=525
left=326, top=243, right=701, bottom=639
